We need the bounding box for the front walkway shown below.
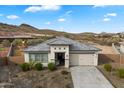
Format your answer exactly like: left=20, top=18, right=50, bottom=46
left=70, top=66, right=114, bottom=88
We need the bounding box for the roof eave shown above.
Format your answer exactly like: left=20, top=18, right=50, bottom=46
left=48, top=44, right=72, bottom=46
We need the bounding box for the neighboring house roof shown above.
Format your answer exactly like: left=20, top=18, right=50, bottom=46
left=24, top=36, right=101, bottom=52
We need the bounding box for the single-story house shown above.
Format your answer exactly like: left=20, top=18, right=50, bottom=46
left=24, top=37, right=101, bottom=68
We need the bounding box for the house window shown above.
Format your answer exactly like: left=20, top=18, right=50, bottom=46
left=59, top=47, right=61, bottom=50
left=54, top=48, right=56, bottom=50
left=29, top=54, right=35, bottom=62
left=64, top=47, right=66, bottom=50
left=35, top=54, right=41, bottom=62
left=29, top=53, right=48, bottom=63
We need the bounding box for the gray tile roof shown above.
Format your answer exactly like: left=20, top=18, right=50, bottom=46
left=47, top=38, right=72, bottom=45
left=24, top=36, right=101, bottom=52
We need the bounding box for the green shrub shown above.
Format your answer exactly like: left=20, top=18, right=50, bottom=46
left=61, top=70, right=69, bottom=75
left=104, top=64, right=112, bottom=72
left=20, top=63, right=30, bottom=71
left=48, top=63, right=56, bottom=71
left=35, top=63, right=43, bottom=71
left=118, top=69, right=124, bottom=78
left=12, top=39, right=23, bottom=46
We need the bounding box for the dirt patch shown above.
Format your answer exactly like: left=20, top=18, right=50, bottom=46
left=97, top=63, right=124, bottom=88
left=95, top=44, right=116, bottom=54
left=0, top=62, right=22, bottom=83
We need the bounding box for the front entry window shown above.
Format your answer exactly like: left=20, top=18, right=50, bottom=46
left=55, top=53, right=65, bottom=66
left=29, top=53, right=48, bottom=62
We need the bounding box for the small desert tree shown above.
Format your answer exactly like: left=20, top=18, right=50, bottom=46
left=12, top=39, right=23, bottom=46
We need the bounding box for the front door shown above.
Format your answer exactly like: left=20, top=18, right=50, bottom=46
left=55, top=53, right=65, bottom=66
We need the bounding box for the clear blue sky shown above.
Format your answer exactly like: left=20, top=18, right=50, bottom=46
left=0, top=5, right=124, bottom=33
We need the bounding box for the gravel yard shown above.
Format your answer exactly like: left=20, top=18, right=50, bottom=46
left=97, top=63, right=124, bottom=88
left=0, top=63, right=73, bottom=88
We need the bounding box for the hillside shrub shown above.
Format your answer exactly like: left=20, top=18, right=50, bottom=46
left=20, top=63, right=30, bottom=71
left=48, top=63, right=56, bottom=71
left=35, top=63, right=43, bottom=71
left=26, top=39, right=44, bottom=46
left=12, top=39, right=23, bottom=46
left=104, top=64, right=112, bottom=72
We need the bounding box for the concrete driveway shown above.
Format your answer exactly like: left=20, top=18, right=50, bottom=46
left=70, top=66, right=114, bottom=88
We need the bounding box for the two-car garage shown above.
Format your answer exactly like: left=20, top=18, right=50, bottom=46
left=69, top=53, right=98, bottom=66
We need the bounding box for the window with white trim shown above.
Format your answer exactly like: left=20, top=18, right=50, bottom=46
left=29, top=53, right=48, bottom=63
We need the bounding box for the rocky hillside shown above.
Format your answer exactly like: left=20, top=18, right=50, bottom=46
left=0, top=23, right=71, bottom=37
left=0, top=23, right=122, bottom=46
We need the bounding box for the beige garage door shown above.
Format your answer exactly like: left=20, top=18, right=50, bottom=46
left=70, top=54, right=95, bottom=66
left=70, top=54, right=79, bottom=66
left=79, top=54, right=94, bottom=65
